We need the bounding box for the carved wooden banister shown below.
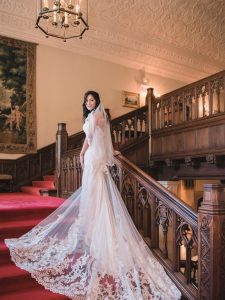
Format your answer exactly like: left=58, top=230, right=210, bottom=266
left=60, top=148, right=82, bottom=198
left=112, top=155, right=198, bottom=299
left=0, top=143, right=56, bottom=191
left=198, top=184, right=225, bottom=300
left=67, top=131, right=85, bottom=150
left=150, top=70, right=225, bottom=161
left=111, top=105, right=147, bottom=123
left=111, top=105, right=148, bottom=149
left=59, top=133, right=198, bottom=298
left=152, top=70, right=225, bottom=130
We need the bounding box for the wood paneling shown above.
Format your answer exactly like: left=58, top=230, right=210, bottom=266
left=0, top=144, right=56, bottom=191
left=151, top=115, right=225, bottom=160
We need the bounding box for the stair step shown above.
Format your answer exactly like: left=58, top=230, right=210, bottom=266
left=21, top=186, right=41, bottom=195
left=0, top=219, right=43, bottom=240
left=32, top=181, right=55, bottom=189
left=0, top=207, right=55, bottom=223
left=43, top=175, right=56, bottom=183
left=0, top=194, right=63, bottom=222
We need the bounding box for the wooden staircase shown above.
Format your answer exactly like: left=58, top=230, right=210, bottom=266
left=1, top=70, right=225, bottom=299
left=20, top=175, right=56, bottom=197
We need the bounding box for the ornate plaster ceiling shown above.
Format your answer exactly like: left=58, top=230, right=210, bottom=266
left=0, top=0, right=224, bottom=83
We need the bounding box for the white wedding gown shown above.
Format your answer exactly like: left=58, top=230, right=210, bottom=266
left=5, top=106, right=181, bottom=300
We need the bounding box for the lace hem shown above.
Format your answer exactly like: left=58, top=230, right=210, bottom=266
left=5, top=239, right=181, bottom=300
left=5, top=242, right=84, bottom=300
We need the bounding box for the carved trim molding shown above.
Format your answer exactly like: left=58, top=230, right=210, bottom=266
left=199, top=216, right=211, bottom=298
left=206, top=154, right=216, bottom=164
left=221, top=220, right=225, bottom=295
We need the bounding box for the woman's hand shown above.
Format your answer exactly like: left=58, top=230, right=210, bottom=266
left=113, top=150, right=121, bottom=156
left=80, top=152, right=84, bottom=168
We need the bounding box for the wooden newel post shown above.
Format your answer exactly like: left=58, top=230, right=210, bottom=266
left=146, top=88, right=154, bottom=161
left=56, top=123, right=68, bottom=197
left=198, top=184, right=225, bottom=299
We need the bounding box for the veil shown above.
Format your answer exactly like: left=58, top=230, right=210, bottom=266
left=85, top=103, right=114, bottom=168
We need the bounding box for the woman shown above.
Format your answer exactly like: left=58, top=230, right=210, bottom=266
left=5, top=91, right=181, bottom=299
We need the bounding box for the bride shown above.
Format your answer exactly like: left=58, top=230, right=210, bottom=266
left=5, top=91, right=181, bottom=300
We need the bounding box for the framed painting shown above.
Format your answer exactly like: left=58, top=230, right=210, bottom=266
left=0, top=36, right=37, bottom=154
left=122, top=91, right=140, bottom=108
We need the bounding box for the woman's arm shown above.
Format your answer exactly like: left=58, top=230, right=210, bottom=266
left=80, top=137, right=89, bottom=168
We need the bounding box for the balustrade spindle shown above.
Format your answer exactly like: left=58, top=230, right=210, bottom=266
left=56, top=123, right=68, bottom=196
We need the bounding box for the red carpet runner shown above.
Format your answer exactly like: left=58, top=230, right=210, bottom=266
left=0, top=193, right=69, bottom=300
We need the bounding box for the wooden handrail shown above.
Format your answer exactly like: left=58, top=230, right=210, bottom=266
left=151, top=70, right=225, bottom=130
left=112, top=105, right=147, bottom=123
left=116, top=155, right=197, bottom=225
left=156, top=70, right=225, bottom=100
left=111, top=106, right=148, bottom=148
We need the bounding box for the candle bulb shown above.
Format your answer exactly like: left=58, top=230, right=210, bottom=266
left=64, top=12, right=68, bottom=25
left=75, top=3, right=79, bottom=13
left=53, top=11, right=57, bottom=23
left=36, top=0, right=88, bottom=40
left=43, top=0, right=48, bottom=9
left=36, top=0, right=40, bottom=17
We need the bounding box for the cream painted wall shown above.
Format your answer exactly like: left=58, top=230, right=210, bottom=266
left=0, top=44, right=185, bottom=160
left=178, top=181, right=195, bottom=209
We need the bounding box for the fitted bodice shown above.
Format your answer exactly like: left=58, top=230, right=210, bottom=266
left=82, top=118, right=89, bottom=137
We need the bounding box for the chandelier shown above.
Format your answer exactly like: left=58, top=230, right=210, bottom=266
left=36, top=0, right=89, bottom=41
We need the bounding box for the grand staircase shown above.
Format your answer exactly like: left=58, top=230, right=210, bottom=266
left=0, top=70, right=225, bottom=299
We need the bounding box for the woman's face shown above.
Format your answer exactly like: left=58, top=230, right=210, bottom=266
left=85, top=94, right=96, bottom=111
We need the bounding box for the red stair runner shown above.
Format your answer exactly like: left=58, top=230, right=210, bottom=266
left=0, top=192, right=68, bottom=299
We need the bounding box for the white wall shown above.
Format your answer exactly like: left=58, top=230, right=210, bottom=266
left=0, top=44, right=185, bottom=159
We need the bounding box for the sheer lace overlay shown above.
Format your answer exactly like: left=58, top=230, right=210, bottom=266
left=5, top=105, right=181, bottom=300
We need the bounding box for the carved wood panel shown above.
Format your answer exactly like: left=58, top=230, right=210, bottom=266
left=199, top=216, right=211, bottom=299
left=0, top=144, right=55, bottom=190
